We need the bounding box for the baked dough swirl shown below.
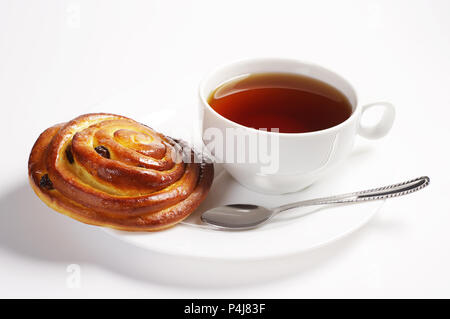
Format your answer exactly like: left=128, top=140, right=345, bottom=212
left=28, top=113, right=214, bottom=231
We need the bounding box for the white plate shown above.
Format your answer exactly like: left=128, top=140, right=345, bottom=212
left=93, top=83, right=394, bottom=261
left=104, top=145, right=393, bottom=261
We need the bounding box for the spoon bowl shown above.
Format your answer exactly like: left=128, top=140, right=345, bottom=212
left=201, top=204, right=274, bottom=230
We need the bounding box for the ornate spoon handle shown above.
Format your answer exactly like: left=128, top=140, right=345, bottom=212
left=275, top=176, right=430, bottom=213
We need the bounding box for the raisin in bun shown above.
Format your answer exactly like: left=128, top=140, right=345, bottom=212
left=28, top=113, right=214, bottom=231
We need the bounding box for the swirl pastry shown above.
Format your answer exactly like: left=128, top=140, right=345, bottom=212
left=28, top=113, right=214, bottom=231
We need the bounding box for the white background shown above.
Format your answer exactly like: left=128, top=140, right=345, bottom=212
left=1, top=0, right=449, bottom=298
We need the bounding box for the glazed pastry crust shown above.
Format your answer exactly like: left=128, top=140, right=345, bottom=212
left=28, top=113, right=214, bottom=231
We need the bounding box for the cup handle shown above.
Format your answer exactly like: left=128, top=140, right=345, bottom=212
left=358, top=102, right=395, bottom=139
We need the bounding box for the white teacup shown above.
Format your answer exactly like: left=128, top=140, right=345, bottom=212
left=199, top=58, right=395, bottom=194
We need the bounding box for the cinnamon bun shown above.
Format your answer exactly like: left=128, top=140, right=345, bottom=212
left=28, top=113, right=214, bottom=231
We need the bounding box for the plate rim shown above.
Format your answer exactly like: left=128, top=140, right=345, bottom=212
left=102, top=192, right=385, bottom=261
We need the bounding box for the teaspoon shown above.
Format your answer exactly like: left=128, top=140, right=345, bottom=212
left=201, top=176, right=430, bottom=230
